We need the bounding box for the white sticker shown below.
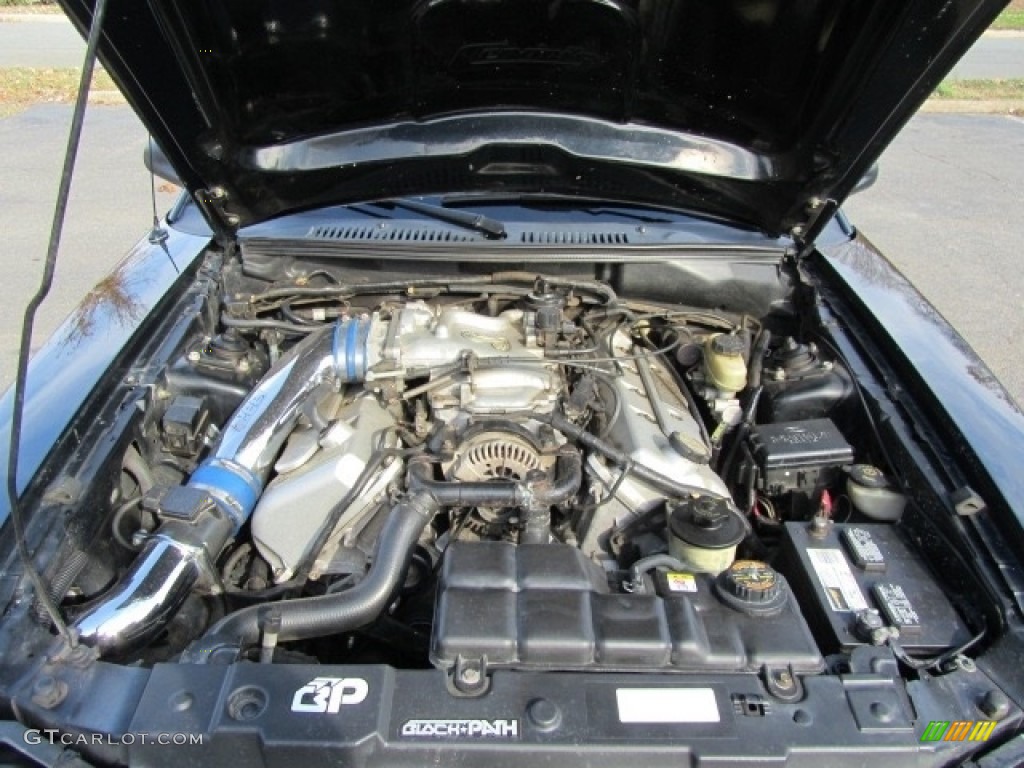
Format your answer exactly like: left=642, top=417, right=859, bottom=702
left=616, top=688, right=719, bottom=724
left=806, top=548, right=868, bottom=612
left=665, top=572, right=698, bottom=593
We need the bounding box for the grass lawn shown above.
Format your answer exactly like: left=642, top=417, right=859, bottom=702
left=933, top=78, right=1024, bottom=99
left=992, top=0, right=1024, bottom=29
left=0, top=0, right=61, bottom=9
left=992, top=10, right=1024, bottom=29
left=0, top=67, right=118, bottom=116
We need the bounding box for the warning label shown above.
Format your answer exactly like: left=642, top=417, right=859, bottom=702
left=665, top=572, right=698, bottom=593
left=806, top=548, right=868, bottom=613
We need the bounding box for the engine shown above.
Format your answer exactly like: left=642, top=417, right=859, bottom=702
left=68, top=271, right=970, bottom=688
left=247, top=295, right=729, bottom=587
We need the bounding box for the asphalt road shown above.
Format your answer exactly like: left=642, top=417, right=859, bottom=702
left=843, top=113, right=1024, bottom=406
left=949, top=34, right=1024, bottom=79
left=0, top=105, right=178, bottom=390
left=0, top=105, right=1022, bottom=408
left=0, top=14, right=84, bottom=68
left=2, top=14, right=1023, bottom=78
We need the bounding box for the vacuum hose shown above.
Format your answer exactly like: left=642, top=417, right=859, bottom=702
left=186, top=452, right=582, bottom=657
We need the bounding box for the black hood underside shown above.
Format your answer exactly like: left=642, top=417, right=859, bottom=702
left=60, top=0, right=1006, bottom=237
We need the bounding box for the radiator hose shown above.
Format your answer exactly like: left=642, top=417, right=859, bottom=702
left=184, top=492, right=439, bottom=660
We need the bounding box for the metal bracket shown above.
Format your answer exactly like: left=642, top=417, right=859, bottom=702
left=450, top=655, right=490, bottom=697
left=194, top=186, right=241, bottom=239
left=792, top=198, right=839, bottom=260
left=762, top=665, right=803, bottom=702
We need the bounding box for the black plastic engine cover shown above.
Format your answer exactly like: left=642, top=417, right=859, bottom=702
left=431, top=542, right=824, bottom=674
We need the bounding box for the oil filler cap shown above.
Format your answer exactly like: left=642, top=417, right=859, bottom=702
left=716, top=560, right=788, bottom=616
left=669, top=431, right=711, bottom=464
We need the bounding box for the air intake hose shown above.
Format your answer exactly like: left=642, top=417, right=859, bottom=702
left=74, top=317, right=374, bottom=656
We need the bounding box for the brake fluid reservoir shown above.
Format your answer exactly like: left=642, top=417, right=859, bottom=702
left=704, top=334, right=748, bottom=394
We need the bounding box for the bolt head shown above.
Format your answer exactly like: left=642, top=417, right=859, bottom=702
left=979, top=689, right=1011, bottom=720
left=31, top=675, right=68, bottom=709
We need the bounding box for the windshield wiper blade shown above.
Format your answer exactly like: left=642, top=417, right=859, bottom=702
left=440, top=193, right=673, bottom=224
left=381, top=198, right=506, bottom=240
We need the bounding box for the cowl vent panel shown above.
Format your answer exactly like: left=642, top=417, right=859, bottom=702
left=520, top=231, right=630, bottom=245
left=307, top=225, right=476, bottom=242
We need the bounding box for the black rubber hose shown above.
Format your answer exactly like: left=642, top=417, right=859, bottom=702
left=522, top=447, right=583, bottom=544
left=716, top=329, right=772, bottom=477
left=539, top=411, right=733, bottom=504
left=746, top=328, right=772, bottom=389
left=189, top=493, right=439, bottom=652
left=251, top=273, right=617, bottom=307
left=491, top=272, right=619, bottom=306
left=627, top=554, right=691, bottom=593
left=532, top=448, right=584, bottom=504
left=406, top=448, right=581, bottom=508
left=407, top=459, right=528, bottom=507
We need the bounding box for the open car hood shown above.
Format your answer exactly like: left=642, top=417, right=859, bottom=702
left=61, top=0, right=1006, bottom=239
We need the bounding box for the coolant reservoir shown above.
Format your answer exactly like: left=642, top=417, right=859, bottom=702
left=846, top=465, right=906, bottom=522
left=704, top=334, right=748, bottom=394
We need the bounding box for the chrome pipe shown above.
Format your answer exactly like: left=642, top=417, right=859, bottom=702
left=75, top=317, right=374, bottom=655
left=73, top=537, right=201, bottom=656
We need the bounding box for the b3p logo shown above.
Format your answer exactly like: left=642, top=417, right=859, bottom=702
left=291, top=677, right=369, bottom=714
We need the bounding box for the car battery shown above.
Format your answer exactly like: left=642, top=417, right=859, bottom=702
left=781, top=522, right=971, bottom=654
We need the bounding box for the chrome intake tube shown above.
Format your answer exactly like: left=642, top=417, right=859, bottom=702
left=191, top=316, right=373, bottom=529
left=74, top=538, right=203, bottom=655
left=74, top=317, right=373, bottom=656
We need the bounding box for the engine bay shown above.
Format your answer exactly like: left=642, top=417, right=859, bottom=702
left=42, top=258, right=983, bottom=689
left=2, top=248, right=1016, bottom=765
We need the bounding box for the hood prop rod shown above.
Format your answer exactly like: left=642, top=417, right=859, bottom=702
left=5, top=0, right=111, bottom=649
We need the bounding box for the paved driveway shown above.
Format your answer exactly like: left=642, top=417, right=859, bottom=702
left=843, top=113, right=1024, bottom=406
left=0, top=105, right=177, bottom=389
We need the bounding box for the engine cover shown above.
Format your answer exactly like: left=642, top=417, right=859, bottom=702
left=431, top=542, right=824, bottom=675
left=250, top=397, right=401, bottom=582
left=581, top=341, right=730, bottom=556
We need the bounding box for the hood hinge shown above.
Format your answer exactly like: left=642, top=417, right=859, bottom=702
left=792, top=197, right=838, bottom=260
left=195, top=186, right=241, bottom=246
